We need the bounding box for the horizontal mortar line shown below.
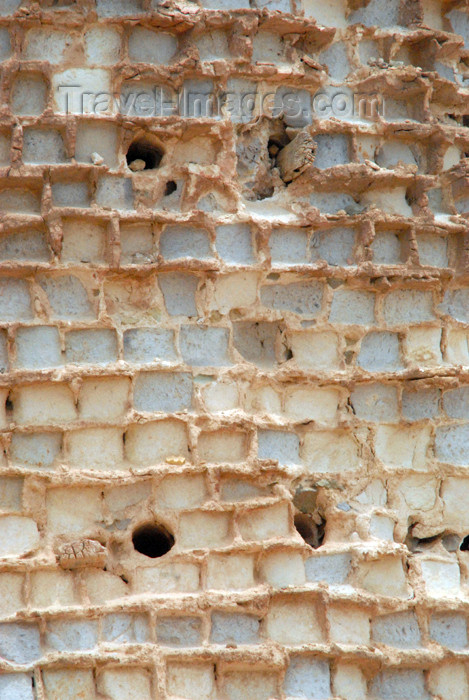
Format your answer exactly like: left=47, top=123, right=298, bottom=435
left=1, top=365, right=469, bottom=387
left=0, top=643, right=464, bottom=674
left=0, top=264, right=463, bottom=279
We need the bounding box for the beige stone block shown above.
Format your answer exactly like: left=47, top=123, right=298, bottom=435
left=397, top=474, right=438, bottom=511
left=166, top=663, right=215, bottom=700
left=78, top=376, right=130, bottom=421
left=125, top=420, right=188, bottom=465
left=155, top=473, right=207, bottom=510
left=178, top=511, right=231, bottom=549
left=105, top=481, right=151, bottom=516
left=0, top=572, right=24, bottom=616
left=172, top=136, right=217, bottom=164
left=13, top=383, right=77, bottom=425
left=43, top=668, right=96, bottom=700
left=0, top=476, right=23, bottom=511
left=0, top=515, right=39, bottom=557
left=58, top=538, right=106, bottom=570
left=53, top=68, right=111, bottom=113
left=61, top=218, right=106, bottom=263
left=333, top=664, right=367, bottom=700
left=404, top=327, right=442, bottom=364
left=84, top=25, right=121, bottom=65
left=206, top=553, right=255, bottom=590
left=328, top=606, right=370, bottom=644
left=67, top=427, right=124, bottom=469
left=303, top=0, right=347, bottom=26
left=260, top=550, right=305, bottom=588
left=198, top=428, right=247, bottom=463
left=201, top=380, right=239, bottom=412
left=30, top=570, right=77, bottom=608
left=47, top=487, right=102, bottom=535
left=238, top=502, right=290, bottom=541
left=445, top=329, right=469, bottom=365
left=265, top=598, right=324, bottom=644
left=284, top=386, right=339, bottom=422
left=23, top=27, right=69, bottom=63
left=82, top=570, right=128, bottom=604
left=97, top=668, right=152, bottom=700
left=223, top=671, right=278, bottom=700
left=374, top=425, right=431, bottom=469
left=443, top=144, right=460, bottom=170
left=362, top=186, right=412, bottom=216
left=422, top=0, right=444, bottom=29
left=428, top=663, right=469, bottom=700
left=289, top=331, right=340, bottom=369
left=245, top=384, right=281, bottom=415
left=212, top=272, right=258, bottom=313
left=134, top=562, right=199, bottom=593
left=301, top=430, right=360, bottom=473
left=355, top=557, right=410, bottom=598
left=442, top=478, right=469, bottom=531
left=420, top=559, right=460, bottom=598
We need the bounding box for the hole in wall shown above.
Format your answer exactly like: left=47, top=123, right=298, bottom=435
left=406, top=533, right=439, bottom=552
left=165, top=180, right=177, bottom=196
left=126, top=139, right=163, bottom=171
left=132, top=522, right=174, bottom=558
left=267, top=138, right=283, bottom=168
left=406, top=524, right=462, bottom=553
left=447, top=114, right=463, bottom=125
left=5, top=394, right=13, bottom=415
left=294, top=512, right=325, bottom=549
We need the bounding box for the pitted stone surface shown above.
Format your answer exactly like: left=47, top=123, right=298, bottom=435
left=0, top=0, right=469, bottom=697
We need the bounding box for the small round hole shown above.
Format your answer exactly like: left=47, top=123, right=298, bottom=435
left=132, top=522, right=174, bottom=558
left=126, top=139, right=163, bottom=171
left=460, top=535, right=469, bottom=551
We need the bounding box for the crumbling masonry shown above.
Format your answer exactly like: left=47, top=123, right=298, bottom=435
left=0, top=0, right=469, bottom=698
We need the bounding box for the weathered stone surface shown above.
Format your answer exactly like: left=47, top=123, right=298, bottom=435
left=0, top=1, right=468, bottom=696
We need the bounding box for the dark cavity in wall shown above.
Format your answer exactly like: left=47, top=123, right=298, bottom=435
left=132, top=522, right=174, bottom=558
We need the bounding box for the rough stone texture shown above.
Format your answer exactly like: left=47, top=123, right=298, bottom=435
left=0, top=0, right=469, bottom=697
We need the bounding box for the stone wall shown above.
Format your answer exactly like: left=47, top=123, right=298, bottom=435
left=0, top=0, right=469, bottom=698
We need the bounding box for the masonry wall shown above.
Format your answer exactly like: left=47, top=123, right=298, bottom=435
left=0, top=0, right=469, bottom=698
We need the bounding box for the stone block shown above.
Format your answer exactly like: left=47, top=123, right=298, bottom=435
left=372, top=611, right=421, bottom=648
left=266, top=598, right=324, bottom=644
left=179, top=325, right=231, bottom=366
left=304, top=553, right=351, bottom=585
left=133, top=372, right=192, bottom=413
left=42, top=669, right=95, bottom=700
left=210, top=612, right=260, bottom=644
left=160, top=225, right=211, bottom=260
left=238, top=503, right=290, bottom=541
left=258, top=429, right=300, bottom=465
left=156, top=616, right=202, bottom=646
left=0, top=623, right=41, bottom=664
left=166, top=664, right=215, bottom=700
left=430, top=613, right=468, bottom=649
left=159, top=272, right=198, bottom=316
left=206, top=553, right=255, bottom=590
left=97, top=668, right=152, bottom=700
left=284, top=656, right=331, bottom=699
left=0, top=515, right=39, bottom=557
left=0, top=675, right=34, bottom=700
left=125, top=420, right=188, bottom=465
left=46, top=618, right=98, bottom=651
